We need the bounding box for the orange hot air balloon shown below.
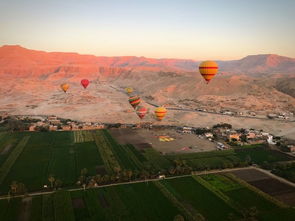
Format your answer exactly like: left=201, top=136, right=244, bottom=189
left=129, top=95, right=141, bottom=109
left=60, top=83, right=69, bottom=93
left=155, top=106, right=167, bottom=121
left=199, top=61, right=218, bottom=84
left=136, top=106, right=148, bottom=119
left=81, top=79, right=90, bottom=89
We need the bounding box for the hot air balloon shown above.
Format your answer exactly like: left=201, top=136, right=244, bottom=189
left=125, top=87, right=133, bottom=94
left=129, top=96, right=141, bottom=109
left=199, top=61, right=218, bottom=84
left=155, top=106, right=167, bottom=121
left=136, top=106, right=148, bottom=119
left=81, top=79, right=89, bottom=89
left=60, top=83, right=69, bottom=93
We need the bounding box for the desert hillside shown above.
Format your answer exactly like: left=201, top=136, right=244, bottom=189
left=0, top=45, right=294, bottom=137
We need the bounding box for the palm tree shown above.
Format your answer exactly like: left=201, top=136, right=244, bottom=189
left=173, top=214, right=184, bottom=221
left=10, top=181, right=18, bottom=194
left=127, top=170, right=133, bottom=181
left=169, top=167, right=176, bottom=175
left=48, top=175, right=55, bottom=188
left=81, top=168, right=88, bottom=176
left=17, top=182, right=27, bottom=194
left=54, top=179, right=63, bottom=189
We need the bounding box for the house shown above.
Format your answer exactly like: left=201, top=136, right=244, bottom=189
left=29, top=125, right=36, bottom=131
left=48, top=116, right=61, bottom=125
left=229, top=133, right=241, bottom=141
left=247, top=132, right=256, bottom=139
left=287, top=145, right=295, bottom=152
left=36, top=121, right=46, bottom=126
left=204, top=132, right=214, bottom=138
left=62, top=125, right=71, bottom=131
left=182, top=127, right=193, bottom=134
left=49, top=125, right=58, bottom=131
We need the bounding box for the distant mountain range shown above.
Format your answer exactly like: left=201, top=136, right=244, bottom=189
left=0, top=45, right=294, bottom=129
left=0, top=45, right=295, bottom=78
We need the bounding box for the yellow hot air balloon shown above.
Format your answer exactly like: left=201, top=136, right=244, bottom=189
left=155, top=106, right=167, bottom=121
left=60, top=83, right=69, bottom=93
left=125, top=87, right=133, bottom=94
left=199, top=61, right=218, bottom=84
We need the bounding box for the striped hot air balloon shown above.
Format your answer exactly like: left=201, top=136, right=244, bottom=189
left=199, top=61, right=218, bottom=84
left=60, top=83, right=69, bottom=93
left=155, top=106, right=167, bottom=121
left=129, top=95, right=141, bottom=109
left=136, top=106, right=148, bottom=119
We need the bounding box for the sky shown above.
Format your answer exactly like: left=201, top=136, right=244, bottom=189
left=0, top=0, right=294, bottom=60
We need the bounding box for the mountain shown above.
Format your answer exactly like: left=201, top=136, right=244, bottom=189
left=1, top=45, right=295, bottom=78
left=0, top=45, right=294, bottom=137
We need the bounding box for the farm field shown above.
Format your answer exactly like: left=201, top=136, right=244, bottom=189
left=0, top=129, right=294, bottom=195
left=0, top=131, right=104, bottom=194
left=231, top=169, right=295, bottom=206
left=200, top=173, right=295, bottom=221
left=166, top=145, right=293, bottom=171
left=1, top=174, right=294, bottom=221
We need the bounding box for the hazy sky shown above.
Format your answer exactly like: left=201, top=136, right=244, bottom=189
left=0, top=0, right=294, bottom=60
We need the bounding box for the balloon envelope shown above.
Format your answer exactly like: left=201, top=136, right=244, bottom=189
left=155, top=106, right=167, bottom=121
left=199, top=61, right=218, bottom=84
left=136, top=106, right=148, bottom=119
left=60, top=83, right=69, bottom=93
left=125, top=87, right=133, bottom=94
left=129, top=96, right=141, bottom=109
left=81, top=79, right=90, bottom=89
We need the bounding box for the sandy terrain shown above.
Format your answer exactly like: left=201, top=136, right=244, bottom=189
left=1, top=79, right=294, bottom=140
left=109, top=128, right=216, bottom=154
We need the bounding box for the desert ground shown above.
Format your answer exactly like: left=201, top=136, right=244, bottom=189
left=109, top=128, right=216, bottom=154
left=1, top=80, right=294, bottom=140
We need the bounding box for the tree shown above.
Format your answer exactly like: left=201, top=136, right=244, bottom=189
left=240, top=134, right=248, bottom=143
left=173, top=214, right=184, bottom=221
left=126, top=170, right=133, bottom=181
left=54, top=179, right=63, bottom=189
left=17, top=182, right=27, bottom=195
left=245, top=155, right=252, bottom=164
left=81, top=168, right=88, bottom=176
left=7, top=119, right=25, bottom=132
left=10, top=181, right=18, bottom=194
left=48, top=175, right=55, bottom=188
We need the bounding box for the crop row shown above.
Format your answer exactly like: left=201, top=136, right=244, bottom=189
left=0, top=136, right=30, bottom=185
left=93, top=131, right=121, bottom=174
left=73, top=130, right=94, bottom=143
left=154, top=180, right=204, bottom=221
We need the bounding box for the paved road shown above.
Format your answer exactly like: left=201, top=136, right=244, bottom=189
left=109, top=85, right=295, bottom=122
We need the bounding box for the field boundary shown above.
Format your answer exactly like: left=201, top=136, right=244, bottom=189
left=0, top=136, right=30, bottom=184
left=192, top=175, right=242, bottom=213
left=224, top=173, right=289, bottom=208
left=154, top=181, right=205, bottom=221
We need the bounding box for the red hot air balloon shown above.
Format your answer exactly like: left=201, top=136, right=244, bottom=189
left=81, top=79, right=90, bottom=89
left=136, top=106, right=148, bottom=119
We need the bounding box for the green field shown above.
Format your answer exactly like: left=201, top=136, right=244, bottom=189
left=1, top=174, right=294, bottom=221
left=166, top=146, right=293, bottom=171
left=200, top=173, right=295, bottom=221
left=0, top=130, right=293, bottom=195
left=0, top=131, right=104, bottom=194
left=0, top=129, right=294, bottom=220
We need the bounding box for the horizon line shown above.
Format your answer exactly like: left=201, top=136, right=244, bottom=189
left=1, top=44, right=294, bottom=61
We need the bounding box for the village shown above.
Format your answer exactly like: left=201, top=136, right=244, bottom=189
left=1, top=112, right=294, bottom=154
